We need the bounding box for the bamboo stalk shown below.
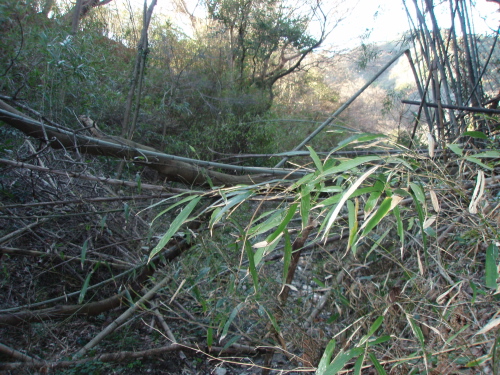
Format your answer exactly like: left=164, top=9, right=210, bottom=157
left=275, top=49, right=409, bottom=168
left=402, top=100, right=500, bottom=114
left=0, top=108, right=307, bottom=178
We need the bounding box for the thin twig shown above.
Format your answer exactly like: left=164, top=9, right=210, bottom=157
left=73, top=273, right=171, bottom=358
left=0, top=193, right=176, bottom=210
left=0, top=158, right=185, bottom=192
left=0, top=218, right=48, bottom=245
left=149, top=300, right=177, bottom=342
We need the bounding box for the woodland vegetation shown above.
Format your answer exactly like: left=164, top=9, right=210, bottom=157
left=1, top=0, right=500, bottom=374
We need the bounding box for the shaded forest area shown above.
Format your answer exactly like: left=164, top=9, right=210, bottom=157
left=1, top=0, right=500, bottom=374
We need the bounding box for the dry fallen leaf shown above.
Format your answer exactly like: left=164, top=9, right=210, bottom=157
left=469, top=171, right=485, bottom=214
left=429, top=189, right=440, bottom=213
left=475, top=315, right=500, bottom=336
left=427, top=132, right=436, bottom=158
left=417, top=249, right=424, bottom=275
left=423, top=215, right=436, bottom=229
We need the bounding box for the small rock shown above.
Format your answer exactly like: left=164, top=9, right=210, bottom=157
left=214, top=367, right=227, bottom=375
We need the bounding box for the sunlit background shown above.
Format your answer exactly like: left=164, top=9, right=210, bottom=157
left=126, top=0, right=500, bottom=50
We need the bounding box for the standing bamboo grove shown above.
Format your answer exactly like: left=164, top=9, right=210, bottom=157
left=402, top=0, right=499, bottom=146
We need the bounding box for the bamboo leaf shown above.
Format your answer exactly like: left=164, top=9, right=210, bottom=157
left=210, top=190, right=253, bottom=228
left=474, top=151, right=500, bottom=158
left=320, top=156, right=380, bottom=178
left=244, top=240, right=259, bottom=293
left=319, top=186, right=343, bottom=193
left=409, top=183, right=425, bottom=206
left=282, top=230, right=292, bottom=285
left=465, top=156, right=492, bottom=170
left=78, top=264, right=98, bottom=304
left=325, top=347, right=364, bottom=375
left=412, top=191, right=428, bottom=257
left=463, top=131, right=488, bottom=139
left=300, top=189, right=311, bottom=229
left=367, top=335, right=391, bottom=347
left=408, top=317, right=425, bottom=347
left=265, top=203, right=298, bottom=245
left=144, top=193, right=187, bottom=212
left=254, top=233, right=282, bottom=249
left=423, top=215, right=436, bottom=229
left=448, top=143, right=463, bottom=156
left=493, top=332, right=500, bottom=374
left=429, top=190, right=440, bottom=213
left=317, top=193, right=342, bottom=208
left=348, top=186, right=381, bottom=199
left=220, top=302, right=244, bottom=342
left=149, top=196, right=201, bottom=261
left=364, top=227, right=391, bottom=261
left=317, top=339, right=336, bottom=375
left=152, top=194, right=199, bottom=224
left=353, top=352, right=365, bottom=375
left=247, top=209, right=285, bottom=238
left=368, top=352, right=387, bottom=374
left=290, top=173, right=316, bottom=190
left=367, top=316, right=384, bottom=337
left=80, top=239, right=89, bottom=269
left=386, top=156, right=413, bottom=169
left=192, top=285, right=207, bottom=313
left=360, top=194, right=403, bottom=246
left=328, top=133, right=386, bottom=154
left=485, top=243, right=499, bottom=289
left=261, top=305, right=281, bottom=334
left=445, top=324, right=470, bottom=345
left=209, top=207, right=222, bottom=233
left=364, top=190, right=382, bottom=217
left=99, top=215, right=107, bottom=232
left=321, top=166, right=380, bottom=241
left=358, top=316, right=384, bottom=346
left=307, top=145, right=324, bottom=172
left=465, top=354, right=491, bottom=367
left=207, top=326, right=213, bottom=349
left=123, top=202, right=130, bottom=222
left=347, top=199, right=359, bottom=255
left=359, top=197, right=392, bottom=238
left=313, top=277, right=325, bottom=287
left=222, top=335, right=241, bottom=350
left=248, top=209, right=276, bottom=225
left=253, top=236, right=280, bottom=266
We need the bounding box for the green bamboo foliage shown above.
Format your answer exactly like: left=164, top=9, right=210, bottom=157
left=485, top=243, right=499, bottom=289
left=146, top=134, right=450, bottom=372
left=317, top=317, right=390, bottom=375
left=148, top=196, right=201, bottom=261
left=150, top=134, right=413, bottom=283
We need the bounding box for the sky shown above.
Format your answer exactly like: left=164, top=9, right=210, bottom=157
left=327, top=0, right=500, bottom=50
left=127, top=0, right=500, bottom=49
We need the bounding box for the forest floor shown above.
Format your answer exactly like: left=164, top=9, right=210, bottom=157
left=1, top=133, right=500, bottom=375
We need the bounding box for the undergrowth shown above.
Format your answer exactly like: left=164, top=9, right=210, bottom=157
left=146, top=133, right=500, bottom=373
left=1, top=131, right=500, bottom=374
